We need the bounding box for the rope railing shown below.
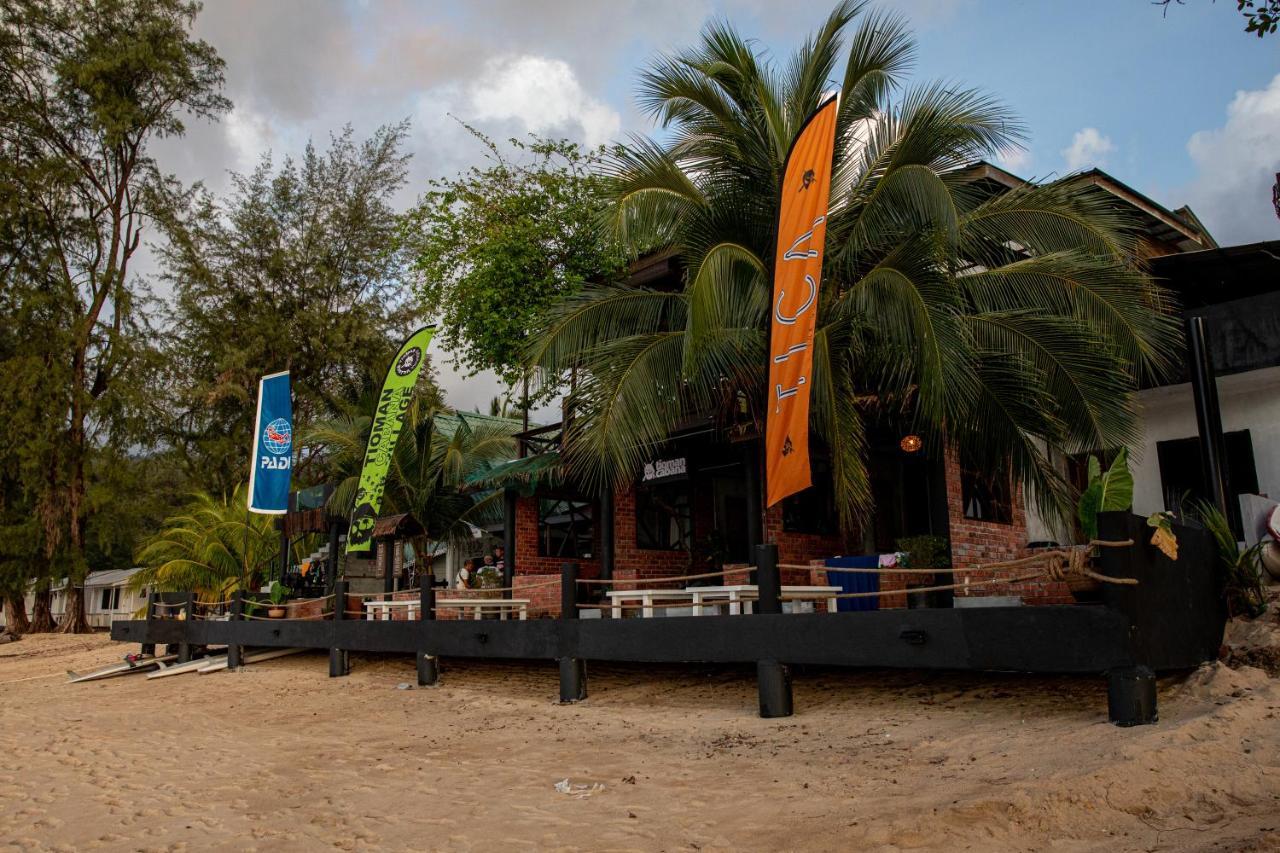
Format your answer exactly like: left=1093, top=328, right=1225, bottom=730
left=575, top=567, right=752, bottom=586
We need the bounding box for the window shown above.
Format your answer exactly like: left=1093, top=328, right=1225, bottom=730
left=636, top=481, right=692, bottom=550
left=100, top=587, right=120, bottom=610
left=961, top=465, right=1013, bottom=524
left=538, top=497, right=595, bottom=558
left=1157, top=430, right=1259, bottom=535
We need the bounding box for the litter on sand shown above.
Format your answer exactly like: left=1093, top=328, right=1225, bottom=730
left=554, top=779, right=605, bottom=799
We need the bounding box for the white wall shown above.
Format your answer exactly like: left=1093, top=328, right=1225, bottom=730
left=1131, top=365, right=1280, bottom=516
left=1021, top=364, right=1280, bottom=544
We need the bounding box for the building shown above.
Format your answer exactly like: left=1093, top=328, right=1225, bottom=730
left=478, top=163, right=1248, bottom=613
left=0, top=568, right=150, bottom=631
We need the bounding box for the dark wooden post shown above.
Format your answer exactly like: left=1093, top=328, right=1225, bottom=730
left=326, top=520, right=340, bottom=595
left=503, top=489, right=518, bottom=597
left=177, top=591, right=195, bottom=663
left=227, top=590, right=243, bottom=670
left=558, top=561, right=586, bottom=703
left=141, top=591, right=156, bottom=657
left=417, top=582, right=438, bottom=686
left=381, top=538, right=395, bottom=595
left=754, top=543, right=792, bottom=718
left=599, top=489, right=614, bottom=582
left=279, top=527, right=290, bottom=585
left=744, top=443, right=763, bottom=561
left=329, top=579, right=349, bottom=677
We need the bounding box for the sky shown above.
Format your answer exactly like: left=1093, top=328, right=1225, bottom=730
left=148, top=0, right=1280, bottom=414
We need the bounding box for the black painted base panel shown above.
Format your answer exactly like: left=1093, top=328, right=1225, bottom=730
left=112, top=605, right=1138, bottom=674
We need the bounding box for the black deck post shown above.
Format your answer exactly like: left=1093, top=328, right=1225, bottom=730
left=503, top=489, right=517, bottom=598
left=754, top=543, right=793, bottom=718
left=1107, top=666, right=1158, bottom=726
left=227, top=590, right=243, bottom=670
left=558, top=561, right=586, bottom=703
left=177, top=591, right=195, bottom=663
left=417, top=582, right=438, bottom=686
left=329, top=580, right=350, bottom=677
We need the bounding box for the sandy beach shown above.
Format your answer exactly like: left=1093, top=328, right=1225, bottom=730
left=1, top=633, right=1277, bottom=852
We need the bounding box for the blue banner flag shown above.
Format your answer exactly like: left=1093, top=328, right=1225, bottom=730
left=248, top=370, right=293, bottom=514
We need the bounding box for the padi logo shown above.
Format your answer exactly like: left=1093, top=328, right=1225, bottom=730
left=263, top=418, right=291, bottom=454
left=395, top=347, right=422, bottom=377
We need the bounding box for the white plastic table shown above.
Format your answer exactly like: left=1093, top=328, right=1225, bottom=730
left=603, top=588, right=695, bottom=619
left=603, top=585, right=841, bottom=618
left=363, top=599, right=419, bottom=621
left=690, top=585, right=841, bottom=616
left=433, top=597, right=529, bottom=620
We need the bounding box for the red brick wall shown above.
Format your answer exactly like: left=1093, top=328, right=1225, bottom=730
left=943, top=447, right=1070, bottom=605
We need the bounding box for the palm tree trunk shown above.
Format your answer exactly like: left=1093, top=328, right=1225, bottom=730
left=3, top=594, right=30, bottom=635
left=29, top=586, right=56, bottom=633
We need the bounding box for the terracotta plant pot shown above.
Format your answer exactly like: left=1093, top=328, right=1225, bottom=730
left=267, top=606, right=286, bottom=619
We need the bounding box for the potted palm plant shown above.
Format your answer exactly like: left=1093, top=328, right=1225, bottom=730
left=265, top=581, right=288, bottom=618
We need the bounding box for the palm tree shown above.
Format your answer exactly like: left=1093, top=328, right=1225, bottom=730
left=528, top=0, right=1179, bottom=531
left=132, top=485, right=278, bottom=601
left=304, top=398, right=521, bottom=559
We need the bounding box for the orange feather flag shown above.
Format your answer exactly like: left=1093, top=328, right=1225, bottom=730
left=766, top=95, right=839, bottom=508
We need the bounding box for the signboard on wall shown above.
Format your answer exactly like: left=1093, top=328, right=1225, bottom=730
left=642, top=457, right=688, bottom=485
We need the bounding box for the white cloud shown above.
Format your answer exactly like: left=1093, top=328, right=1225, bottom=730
left=1183, top=73, right=1280, bottom=245
left=224, top=105, right=276, bottom=172
left=467, top=55, right=621, bottom=148
left=996, top=146, right=1032, bottom=175
left=1061, top=127, right=1114, bottom=171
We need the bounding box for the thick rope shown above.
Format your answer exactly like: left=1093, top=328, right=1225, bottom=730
left=576, top=567, right=752, bottom=586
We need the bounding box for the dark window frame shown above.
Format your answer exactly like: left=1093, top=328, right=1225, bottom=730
left=636, top=480, right=693, bottom=551
left=961, top=465, right=1014, bottom=525
left=537, top=494, right=596, bottom=559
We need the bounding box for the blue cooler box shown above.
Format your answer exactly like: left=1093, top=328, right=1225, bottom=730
left=824, top=556, right=881, bottom=612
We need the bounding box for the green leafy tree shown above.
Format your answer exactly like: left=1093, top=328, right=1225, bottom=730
left=132, top=485, right=279, bottom=600
left=0, top=0, right=229, bottom=631
left=528, top=1, right=1180, bottom=533
left=154, top=123, right=418, bottom=494
left=304, top=375, right=519, bottom=564
left=403, top=127, right=626, bottom=406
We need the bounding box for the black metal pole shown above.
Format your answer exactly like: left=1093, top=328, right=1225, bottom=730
left=558, top=561, right=586, bottom=703
left=503, top=489, right=518, bottom=598
left=227, top=589, right=243, bottom=670
left=755, top=543, right=782, bottom=615
left=417, top=582, right=438, bottom=686
left=329, top=579, right=349, bottom=677
left=1187, top=316, right=1233, bottom=528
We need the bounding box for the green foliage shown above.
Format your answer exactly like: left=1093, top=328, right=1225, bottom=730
left=0, top=0, right=228, bottom=628
left=302, top=371, right=519, bottom=562
left=1197, top=502, right=1268, bottom=618
left=529, top=1, right=1179, bottom=533
left=1077, top=449, right=1134, bottom=541
left=403, top=127, right=626, bottom=403
left=153, top=123, right=418, bottom=494
left=1240, top=0, right=1280, bottom=36
left=132, top=485, right=278, bottom=599
left=895, top=535, right=951, bottom=569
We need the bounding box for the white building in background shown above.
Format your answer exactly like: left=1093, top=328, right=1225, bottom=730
left=1, top=568, right=149, bottom=631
